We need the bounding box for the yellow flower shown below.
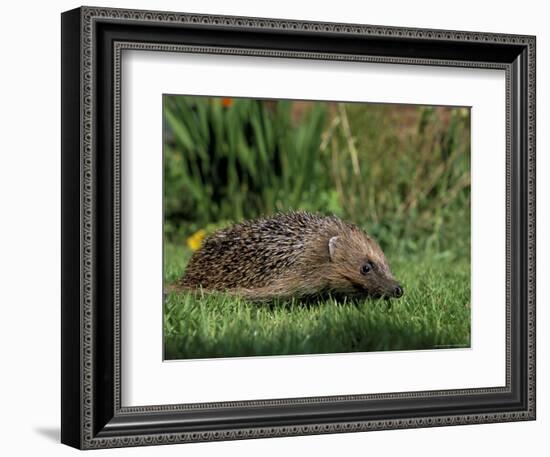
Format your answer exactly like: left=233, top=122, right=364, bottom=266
left=187, top=229, right=207, bottom=251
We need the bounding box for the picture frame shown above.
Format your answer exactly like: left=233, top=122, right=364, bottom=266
left=61, top=5, right=536, bottom=449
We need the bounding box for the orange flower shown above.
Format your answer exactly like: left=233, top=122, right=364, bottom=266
left=221, top=97, right=233, bottom=108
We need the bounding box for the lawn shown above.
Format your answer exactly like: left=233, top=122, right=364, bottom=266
left=163, top=242, right=471, bottom=360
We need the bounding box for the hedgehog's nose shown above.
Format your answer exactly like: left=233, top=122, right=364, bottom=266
left=393, top=285, right=403, bottom=298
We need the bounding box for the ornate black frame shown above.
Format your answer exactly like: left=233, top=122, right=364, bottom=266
left=61, top=6, right=536, bottom=449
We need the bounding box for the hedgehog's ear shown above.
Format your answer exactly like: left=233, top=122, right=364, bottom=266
left=328, top=236, right=339, bottom=261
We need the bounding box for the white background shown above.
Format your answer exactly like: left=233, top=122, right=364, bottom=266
left=0, top=0, right=547, bottom=456
left=123, top=52, right=506, bottom=405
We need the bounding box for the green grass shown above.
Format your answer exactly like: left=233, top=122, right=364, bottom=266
left=163, top=242, right=470, bottom=360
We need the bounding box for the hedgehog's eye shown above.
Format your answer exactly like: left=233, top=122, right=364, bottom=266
left=360, top=262, right=373, bottom=275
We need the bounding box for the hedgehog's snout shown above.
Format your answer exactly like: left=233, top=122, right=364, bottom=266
left=392, top=284, right=404, bottom=298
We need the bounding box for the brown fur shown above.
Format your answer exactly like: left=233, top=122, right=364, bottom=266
left=176, top=212, right=403, bottom=302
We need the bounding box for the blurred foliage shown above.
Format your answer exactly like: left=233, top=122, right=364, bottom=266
left=163, top=96, right=470, bottom=260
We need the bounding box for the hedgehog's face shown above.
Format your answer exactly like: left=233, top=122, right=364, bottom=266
left=326, top=234, right=403, bottom=299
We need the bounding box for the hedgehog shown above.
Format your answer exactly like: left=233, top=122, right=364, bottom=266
left=176, top=212, right=403, bottom=302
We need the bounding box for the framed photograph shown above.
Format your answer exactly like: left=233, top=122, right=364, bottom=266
left=61, top=6, right=536, bottom=449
